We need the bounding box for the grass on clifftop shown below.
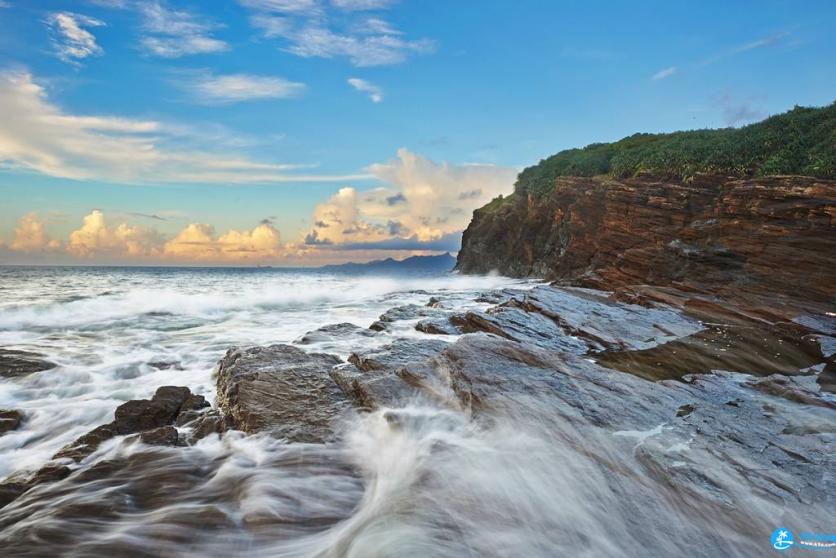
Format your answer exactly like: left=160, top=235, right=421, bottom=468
left=516, top=102, right=836, bottom=197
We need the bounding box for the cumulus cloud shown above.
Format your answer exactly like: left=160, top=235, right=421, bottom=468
left=651, top=66, right=677, bottom=80
left=348, top=77, right=383, bottom=102
left=12, top=209, right=287, bottom=264
left=68, top=209, right=163, bottom=258
left=140, top=1, right=228, bottom=57
left=163, top=222, right=283, bottom=262
left=8, top=213, right=61, bottom=253
left=0, top=70, right=369, bottom=183
left=186, top=72, right=306, bottom=103
left=304, top=148, right=516, bottom=249
left=46, top=12, right=105, bottom=64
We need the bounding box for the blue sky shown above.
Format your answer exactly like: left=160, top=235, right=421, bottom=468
left=0, top=0, right=834, bottom=265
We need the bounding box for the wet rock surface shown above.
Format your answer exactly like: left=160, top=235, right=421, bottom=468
left=451, top=307, right=588, bottom=353
left=415, top=317, right=459, bottom=335
left=506, top=285, right=702, bottom=351
left=294, top=322, right=376, bottom=347
left=402, top=334, right=835, bottom=519
left=347, top=338, right=448, bottom=372
left=369, top=304, right=448, bottom=331
left=215, top=345, right=348, bottom=442
left=1, top=278, right=834, bottom=555
left=0, top=349, right=56, bottom=378
left=0, top=410, right=23, bottom=435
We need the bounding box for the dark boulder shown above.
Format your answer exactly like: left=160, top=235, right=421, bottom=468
left=54, top=386, right=205, bottom=462
left=184, top=410, right=227, bottom=443
left=113, top=386, right=191, bottom=434
left=139, top=425, right=179, bottom=446
left=0, top=409, right=23, bottom=435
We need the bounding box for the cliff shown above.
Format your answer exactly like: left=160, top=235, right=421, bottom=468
left=457, top=174, right=836, bottom=312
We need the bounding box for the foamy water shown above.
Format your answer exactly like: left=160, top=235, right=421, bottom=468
left=0, top=266, right=520, bottom=478
left=0, top=267, right=826, bottom=557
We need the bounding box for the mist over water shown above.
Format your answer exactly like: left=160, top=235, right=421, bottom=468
left=0, top=267, right=825, bottom=557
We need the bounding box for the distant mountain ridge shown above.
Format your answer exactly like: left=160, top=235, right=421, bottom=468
left=319, top=253, right=456, bottom=274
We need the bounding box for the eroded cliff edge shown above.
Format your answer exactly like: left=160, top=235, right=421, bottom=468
left=457, top=174, right=836, bottom=313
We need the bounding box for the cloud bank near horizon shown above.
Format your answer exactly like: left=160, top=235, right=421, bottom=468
left=1, top=149, right=516, bottom=265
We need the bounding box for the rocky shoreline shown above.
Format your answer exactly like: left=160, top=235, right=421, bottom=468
left=1, top=172, right=834, bottom=554
left=1, top=277, right=833, bottom=554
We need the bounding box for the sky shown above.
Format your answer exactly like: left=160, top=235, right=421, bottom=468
left=0, top=0, right=834, bottom=266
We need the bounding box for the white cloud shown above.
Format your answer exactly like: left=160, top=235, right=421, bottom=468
left=239, top=0, right=321, bottom=14
left=57, top=210, right=286, bottom=263
left=357, top=17, right=401, bottom=35
left=332, top=0, right=393, bottom=10
left=699, top=31, right=790, bottom=67
left=348, top=77, right=383, bottom=102
left=46, top=12, right=105, bottom=64
left=242, top=0, right=433, bottom=67
left=68, top=209, right=162, bottom=258
left=8, top=213, right=61, bottom=253
left=287, top=26, right=433, bottom=66
left=163, top=221, right=283, bottom=262
left=651, top=66, right=677, bottom=80
left=187, top=72, right=306, bottom=103
left=250, top=14, right=293, bottom=37
left=305, top=149, right=517, bottom=247
left=140, top=1, right=228, bottom=57
left=731, top=31, right=789, bottom=54
left=0, top=70, right=370, bottom=184
left=86, top=0, right=128, bottom=7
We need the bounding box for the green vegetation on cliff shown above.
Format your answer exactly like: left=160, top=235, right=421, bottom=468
left=516, top=102, right=836, bottom=197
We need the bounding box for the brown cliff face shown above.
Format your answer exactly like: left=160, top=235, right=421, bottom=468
left=457, top=175, right=836, bottom=313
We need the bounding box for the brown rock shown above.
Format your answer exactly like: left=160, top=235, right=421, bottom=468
left=139, top=425, right=179, bottom=446
left=215, top=345, right=347, bottom=442
left=457, top=175, right=836, bottom=314
left=0, top=409, right=23, bottom=434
